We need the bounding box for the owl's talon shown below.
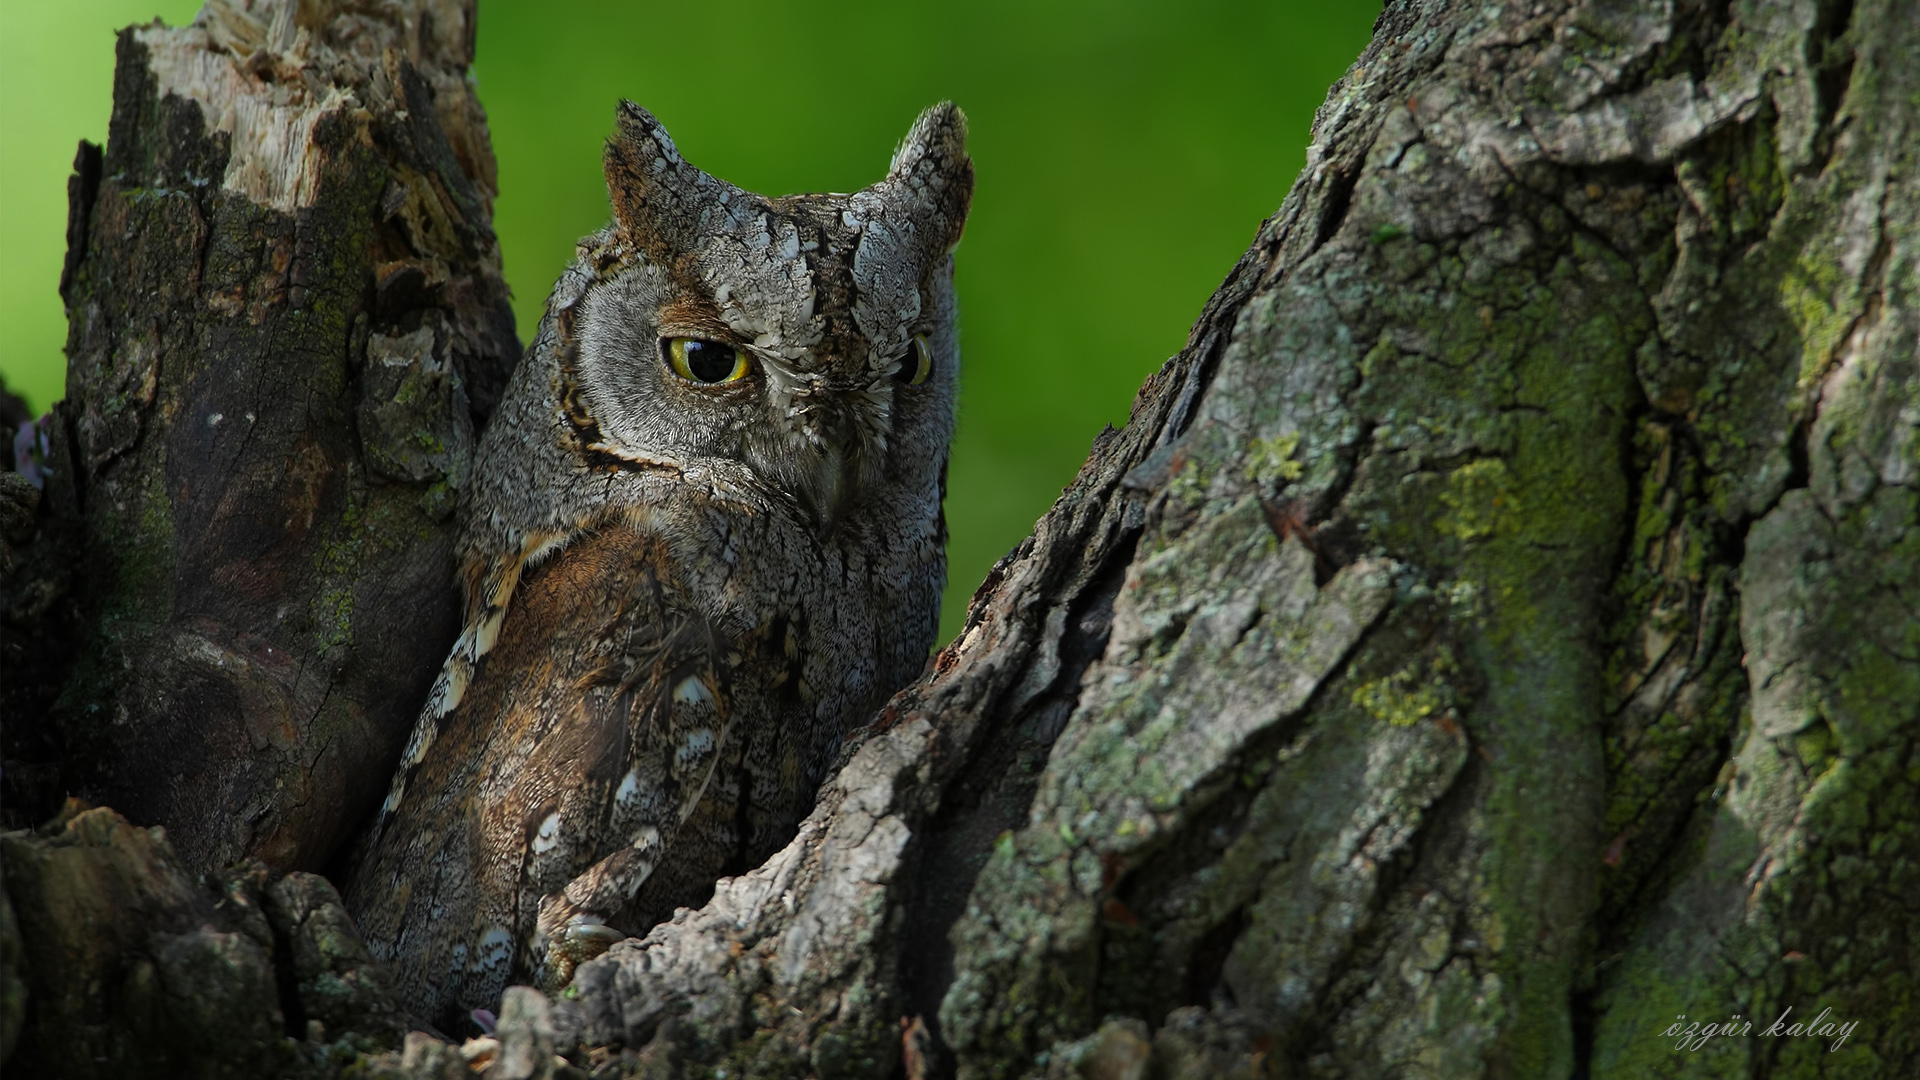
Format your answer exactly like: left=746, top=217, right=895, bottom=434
left=534, top=911, right=627, bottom=992
left=564, top=916, right=627, bottom=950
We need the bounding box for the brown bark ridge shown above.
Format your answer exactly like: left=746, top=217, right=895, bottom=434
left=4, top=0, right=1917, bottom=1078
left=0, top=801, right=407, bottom=1079
left=9, top=0, right=517, bottom=873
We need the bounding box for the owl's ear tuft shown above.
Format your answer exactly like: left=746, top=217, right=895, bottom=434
left=605, top=100, right=693, bottom=243
left=887, top=102, right=974, bottom=254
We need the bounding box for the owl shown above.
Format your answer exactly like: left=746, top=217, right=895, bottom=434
left=346, top=100, right=971, bottom=1032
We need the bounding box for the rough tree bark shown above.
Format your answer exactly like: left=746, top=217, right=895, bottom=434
left=2, top=0, right=1916, bottom=1078
left=3, top=0, right=516, bottom=873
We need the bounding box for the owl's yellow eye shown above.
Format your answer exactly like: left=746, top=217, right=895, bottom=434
left=664, top=338, right=750, bottom=384
left=894, top=335, right=932, bottom=386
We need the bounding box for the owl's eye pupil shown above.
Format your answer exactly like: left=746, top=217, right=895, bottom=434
left=683, top=341, right=737, bottom=382
left=894, top=334, right=933, bottom=386
left=665, top=338, right=750, bottom=385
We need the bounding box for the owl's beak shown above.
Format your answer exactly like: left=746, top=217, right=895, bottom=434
left=801, top=441, right=854, bottom=536
left=761, top=356, right=877, bottom=533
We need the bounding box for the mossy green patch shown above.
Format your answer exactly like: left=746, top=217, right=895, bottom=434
left=310, top=495, right=367, bottom=653
left=1351, top=645, right=1459, bottom=727
left=1779, top=249, right=1854, bottom=392
left=1437, top=459, right=1520, bottom=542
left=1243, top=431, right=1304, bottom=485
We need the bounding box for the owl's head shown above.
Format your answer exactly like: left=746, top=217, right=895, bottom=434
left=557, top=101, right=972, bottom=537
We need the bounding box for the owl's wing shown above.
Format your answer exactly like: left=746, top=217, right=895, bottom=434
left=353, top=519, right=745, bottom=1027
left=368, top=528, right=565, bottom=849
left=509, top=539, right=745, bottom=990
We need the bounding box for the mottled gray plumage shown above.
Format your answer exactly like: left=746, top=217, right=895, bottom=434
left=346, top=101, right=971, bottom=1031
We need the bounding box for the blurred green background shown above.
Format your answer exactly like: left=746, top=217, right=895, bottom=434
left=0, top=0, right=1378, bottom=641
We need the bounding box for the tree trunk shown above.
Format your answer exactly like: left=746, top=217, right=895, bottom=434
left=4, top=0, right=1916, bottom=1078
left=8, top=0, right=516, bottom=874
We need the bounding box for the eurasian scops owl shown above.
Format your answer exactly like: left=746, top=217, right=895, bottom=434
left=347, top=100, right=972, bottom=1031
